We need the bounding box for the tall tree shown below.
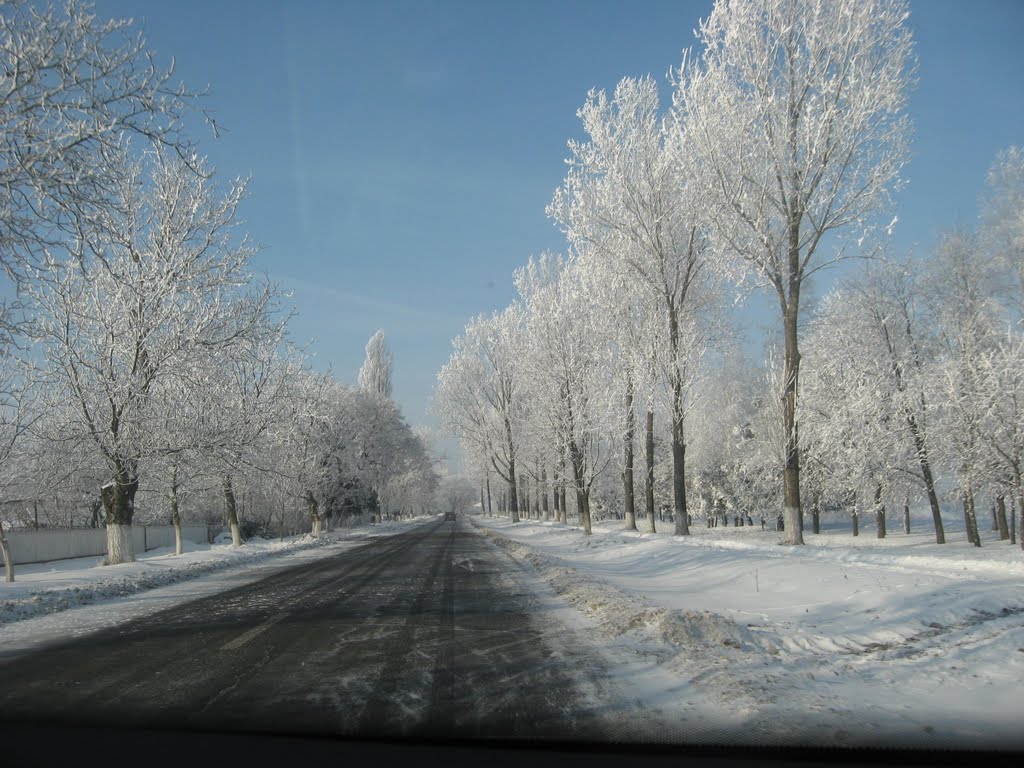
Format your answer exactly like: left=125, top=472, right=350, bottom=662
left=27, top=147, right=272, bottom=563
left=676, top=0, right=914, bottom=543
left=802, top=261, right=946, bottom=543
left=515, top=254, right=612, bottom=535
left=925, top=230, right=1003, bottom=547
left=0, top=304, right=37, bottom=581
left=358, top=329, right=394, bottom=400
left=435, top=306, right=527, bottom=522
left=981, top=146, right=1024, bottom=319
left=550, top=75, right=717, bottom=537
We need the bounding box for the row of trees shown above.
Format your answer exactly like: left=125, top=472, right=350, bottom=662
left=435, top=0, right=1023, bottom=550
left=0, top=1, right=437, bottom=577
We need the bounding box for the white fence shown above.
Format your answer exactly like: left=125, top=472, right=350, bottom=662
left=1, top=524, right=215, bottom=566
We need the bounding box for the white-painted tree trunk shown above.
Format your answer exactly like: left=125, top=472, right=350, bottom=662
left=106, top=523, right=135, bottom=564
left=0, top=521, right=13, bottom=583
left=223, top=475, right=242, bottom=548
left=171, top=465, right=183, bottom=555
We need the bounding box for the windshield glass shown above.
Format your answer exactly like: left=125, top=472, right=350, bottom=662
left=1, top=0, right=1022, bottom=758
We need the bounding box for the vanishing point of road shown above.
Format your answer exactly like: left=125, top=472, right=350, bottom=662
left=0, top=517, right=629, bottom=742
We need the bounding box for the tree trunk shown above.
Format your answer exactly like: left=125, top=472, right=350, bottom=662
left=665, top=296, right=691, bottom=538
left=504, top=415, right=520, bottom=523
left=533, top=463, right=540, bottom=519
left=672, top=396, right=690, bottom=536
left=1010, top=495, right=1017, bottom=545
left=570, top=440, right=592, bottom=535
left=558, top=448, right=568, bottom=524
left=486, top=475, right=492, bottom=515
left=223, top=474, right=242, bottom=547
left=306, top=491, right=321, bottom=537
left=645, top=409, right=656, bottom=534
left=575, top=489, right=589, bottom=533
left=909, top=428, right=945, bottom=544
left=552, top=464, right=560, bottom=520
left=781, top=289, right=804, bottom=544
left=541, top=467, right=549, bottom=520
left=851, top=511, right=859, bottom=537
left=903, top=498, right=911, bottom=535
left=504, top=449, right=520, bottom=523
left=170, top=466, right=183, bottom=556
left=1018, top=495, right=1024, bottom=551
left=874, top=483, right=886, bottom=539
left=996, top=495, right=1009, bottom=541
left=623, top=376, right=637, bottom=532
left=962, top=491, right=981, bottom=547
left=0, top=520, right=13, bottom=583
left=101, top=467, right=139, bottom=565
left=811, top=491, right=821, bottom=534
left=991, top=501, right=999, bottom=531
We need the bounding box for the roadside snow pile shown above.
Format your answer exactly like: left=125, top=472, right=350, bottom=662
left=646, top=608, right=770, bottom=653
left=481, top=524, right=776, bottom=661
left=474, top=514, right=1024, bottom=749
left=1, top=530, right=357, bottom=626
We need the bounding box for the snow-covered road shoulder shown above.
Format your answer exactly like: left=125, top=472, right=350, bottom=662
left=472, top=514, right=1024, bottom=750
left=0, top=519, right=424, bottom=657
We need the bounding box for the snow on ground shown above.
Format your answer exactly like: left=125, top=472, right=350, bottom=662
left=0, top=518, right=424, bottom=658
left=473, top=511, right=1024, bottom=750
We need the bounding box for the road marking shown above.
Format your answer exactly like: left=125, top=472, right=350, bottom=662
left=221, top=613, right=290, bottom=651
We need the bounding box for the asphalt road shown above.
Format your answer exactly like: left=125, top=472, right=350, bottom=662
left=0, top=517, right=627, bottom=742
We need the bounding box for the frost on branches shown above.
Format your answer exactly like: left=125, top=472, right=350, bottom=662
left=28, top=148, right=274, bottom=564
left=674, top=0, right=914, bottom=543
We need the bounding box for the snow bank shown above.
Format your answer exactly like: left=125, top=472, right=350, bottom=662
left=0, top=520, right=417, bottom=627
left=474, top=514, right=1024, bottom=750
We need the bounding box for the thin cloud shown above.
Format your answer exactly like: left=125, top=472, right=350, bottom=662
left=281, top=276, right=468, bottom=328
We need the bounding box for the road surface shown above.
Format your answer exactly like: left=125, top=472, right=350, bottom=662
left=0, top=517, right=629, bottom=742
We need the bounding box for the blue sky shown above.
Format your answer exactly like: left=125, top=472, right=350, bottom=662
left=91, top=0, right=1024, bottom=428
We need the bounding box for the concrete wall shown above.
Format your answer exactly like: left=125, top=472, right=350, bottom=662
left=2, top=524, right=213, bottom=566
left=142, top=525, right=210, bottom=552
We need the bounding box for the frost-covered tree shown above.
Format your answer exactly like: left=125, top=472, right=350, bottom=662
left=0, top=305, right=38, bottom=581
left=675, top=0, right=915, bottom=543
left=981, top=146, right=1024, bottom=319
left=274, top=369, right=338, bottom=538
left=550, top=75, right=719, bottom=537
left=435, top=306, right=527, bottom=522
left=802, top=261, right=946, bottom=542
left=925, top=230, right=1005, bottom=547
left=358, top=329, right=393, bottom=400
left=973, top=331, right=1024, bottom=546
left=199, top=328, right=298, bottom=548
left=515, top=254, right=612, bottom=535
left=27, top=147, right=273, bottom=564
left=0, top=0, right=199, bottom=281
left=686, top=346, right=755, bottom=527
left=802, top=286, right=920, bottom=539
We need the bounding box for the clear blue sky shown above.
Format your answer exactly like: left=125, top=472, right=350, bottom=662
left=91, top=0, right=1024, bottom=429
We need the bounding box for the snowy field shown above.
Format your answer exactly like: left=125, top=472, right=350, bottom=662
left=473, top=511, right=1024, bottom=750
left=0, top=519, right=422, bottom=658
